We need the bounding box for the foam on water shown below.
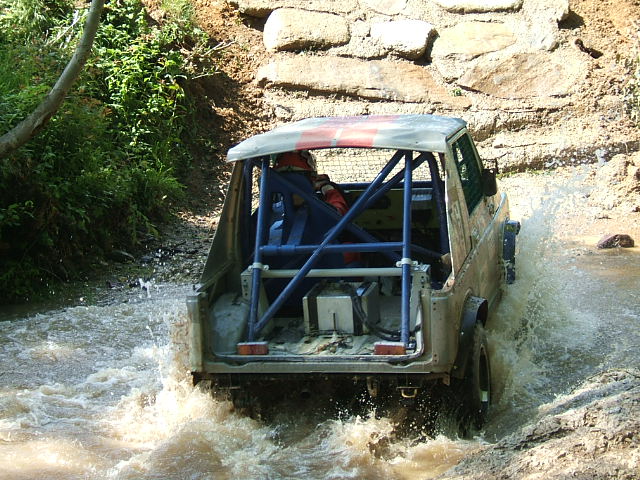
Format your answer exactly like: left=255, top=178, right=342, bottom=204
left=0, top=282, right=485, bottom=479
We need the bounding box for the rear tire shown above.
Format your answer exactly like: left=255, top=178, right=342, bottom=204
left=464, top=324, right=491, bottom=429
left=449, top=324, right=491, bottom=436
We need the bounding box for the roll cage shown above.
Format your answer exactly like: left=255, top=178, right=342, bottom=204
left=240, top=148, right=450, bottom=349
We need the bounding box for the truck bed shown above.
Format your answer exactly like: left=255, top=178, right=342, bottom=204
left=264, top=296, right=403, bottom=356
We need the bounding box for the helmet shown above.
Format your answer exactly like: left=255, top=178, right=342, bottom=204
left=274, top=150, right=316, bottom=173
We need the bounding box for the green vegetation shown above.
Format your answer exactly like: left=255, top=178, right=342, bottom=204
left=0, top=0, right=215, bottom=302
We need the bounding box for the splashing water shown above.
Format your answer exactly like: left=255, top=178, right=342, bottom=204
left=139, top=278, right=154, bottom=299
left=487, top=166, right=640, bottom=438
left=0, top=285, right=478, bottom=480
left=1, top=165, right=638, bottom=479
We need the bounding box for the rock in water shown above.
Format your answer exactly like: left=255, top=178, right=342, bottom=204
left=597, top=234, right=635, bottom=249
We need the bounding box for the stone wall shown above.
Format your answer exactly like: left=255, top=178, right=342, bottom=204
left=228, top=0, right=637, bottom=171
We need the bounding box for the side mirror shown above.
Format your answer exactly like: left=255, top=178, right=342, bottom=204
left=482, top=168, right=498, bottom=196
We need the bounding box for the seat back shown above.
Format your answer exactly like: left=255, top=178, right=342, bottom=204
left=264, top=172, right=345, bottom=313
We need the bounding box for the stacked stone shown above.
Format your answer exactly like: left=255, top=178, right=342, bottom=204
left=227, top=0, right=638, bottom=173
left=230, top=0, right=581, bottom=108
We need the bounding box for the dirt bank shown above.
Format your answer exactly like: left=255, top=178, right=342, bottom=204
left=440, top=369, right=640, bottom=480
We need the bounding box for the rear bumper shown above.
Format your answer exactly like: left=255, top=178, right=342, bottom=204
left=193, top=371, right=450, bottom=395
left=197, top=356, right=449, bottom=375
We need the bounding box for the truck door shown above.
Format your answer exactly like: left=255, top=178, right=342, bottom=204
left=443, top=149, right=471, bottom=278
left=449, top=132, right=499, bottom=302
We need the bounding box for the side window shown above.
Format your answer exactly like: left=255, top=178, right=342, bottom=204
left=451, top=134, right=483, bottom=213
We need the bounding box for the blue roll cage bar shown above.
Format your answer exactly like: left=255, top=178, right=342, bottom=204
left=244, top=149, right=449, bottom=347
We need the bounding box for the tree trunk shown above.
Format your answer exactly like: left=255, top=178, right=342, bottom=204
left=0, top=0, right=105, bottom=158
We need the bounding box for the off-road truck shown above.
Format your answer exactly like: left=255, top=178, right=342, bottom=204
left=187, top=114, right=519, bottom=425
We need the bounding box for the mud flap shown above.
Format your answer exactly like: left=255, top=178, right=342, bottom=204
left=503, top=220, right=521, bottom=284
left=452, top=296, right=487, bottom=379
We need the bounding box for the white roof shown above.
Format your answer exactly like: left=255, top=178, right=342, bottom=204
left=226, top=114, right=467, bottom=162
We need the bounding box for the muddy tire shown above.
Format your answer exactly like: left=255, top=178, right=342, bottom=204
left=463, top=324, right=491, bottom=429
left=435, top=324, right=492, bottom=437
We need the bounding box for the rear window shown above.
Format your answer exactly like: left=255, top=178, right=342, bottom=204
left=311, top=148, right=437, bottom=184
left=245, top=148, right=441, bottom=212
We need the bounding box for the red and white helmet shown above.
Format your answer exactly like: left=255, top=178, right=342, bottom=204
left=274, top=150, right=316, bottom=173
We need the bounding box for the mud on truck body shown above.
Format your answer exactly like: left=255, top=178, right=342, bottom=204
left=187, top=114, right=519, bottom=426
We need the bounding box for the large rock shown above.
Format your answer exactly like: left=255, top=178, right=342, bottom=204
left=438, top=370, right=640, bottom=480
left=257, top=55, right=471, bottom=107
left=549, top=0, right=570, bottom=22
left=263, top=8, right=350, bottom=52
left=525, top=0, right=570, bottom=23
left=458, top=51, right=587, bottom=99
left=370, top=20, right=434, bottom=60
left=229, top=0, right=358, bottom=17
left=431, top=21, right=516, bottom=60
left=530, top=20, right=560, bottom=51
left=522, top=0, right=570, bottom=51
left=434, top=0, right=523, bottom=13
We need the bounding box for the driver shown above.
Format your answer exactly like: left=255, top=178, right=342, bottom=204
left=274, top=151, right=349, bottom=215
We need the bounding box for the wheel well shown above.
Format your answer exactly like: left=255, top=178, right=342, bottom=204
left=452, top=295, right=488, bottom=379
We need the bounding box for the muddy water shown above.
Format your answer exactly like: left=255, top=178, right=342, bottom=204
left=488, top=166, right=640, bottom=438
left=1, top=166, right=638, bottom=479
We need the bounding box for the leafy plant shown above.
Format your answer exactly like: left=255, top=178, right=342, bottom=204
left=0, top=0, right=216, bottom=302
left=0, top=0, right=72, bottom=43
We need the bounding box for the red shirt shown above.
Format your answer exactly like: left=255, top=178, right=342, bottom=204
left=323, top=188, right=348, bottom=216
